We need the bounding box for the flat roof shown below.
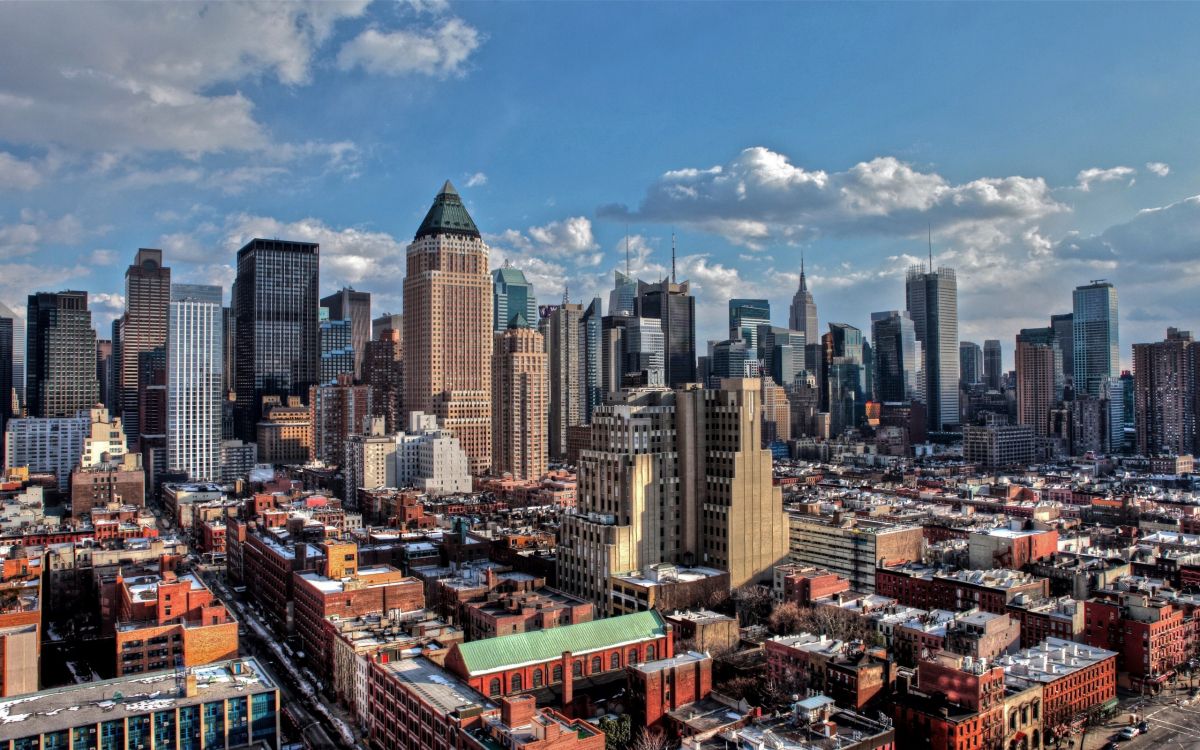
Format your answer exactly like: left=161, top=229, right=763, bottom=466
left=380, top=657, right=493, bottom=716
left=0, top=659, right=275, bottom=739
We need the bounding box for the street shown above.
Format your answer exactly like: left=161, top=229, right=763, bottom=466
left=1072, top=692, right=1200, bottom=750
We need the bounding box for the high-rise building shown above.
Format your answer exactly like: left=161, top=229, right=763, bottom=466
left=827, top=323, right=866, bottom=435
left=608, top=270, right=638, bottom=317
left=492, top=324, right=548, bottom=479
left=26, top=291, right=99, bottom=418
left=115, top=249, right=171, bottom=439
left=788, top=255, right=818, bottom=360
left=581, top=297, right=603, bottom=423
left=492, top=266, right=538, bottom=331
left=364, top=328, right=404, bottom=434
left=221, top=305, right=236, bottom=396
left=167, top=284, right=223, bottom=482
left=758, top=326, right=805, bottom=388
left=545, top=303, right=583, bottom=460
left=637, top=279, right=696, bottom=387
left=311, top=375, right=370, bottom=467
left=1015, top=327, right=1062, bottom=437
left=709, top=339, right=752, bottom=386
left=1050, top=313, right=1074, bottom=389
left=1133, top=328, right=1197, bottom=456
left=95, top=339, right=114, bottom=412
left=0, top=302, right=25, bottom=413
left=402, top=181, right=493, bottom=474
left=0, top=315, right=12, bottom=464
left=983, top=339, right=1003, bottom=391
left=372, top=313, right=403, bottom=341
left=728, top=299, right=770, bottom=358
left=622, top=317, right=666, bottom=387
left=959, top=341, right=983, bottom=386
left=319, top=311, right=354, bottom=385
left=232, top=239, right=320, bottom=440
left=1072, top=281, right=1119, bottom=398
left=906, top=266, right=959, bottom=430
left=320, top=287, right=371, bottom=380
left=871, top=311, right=918, bottom=404
left=558, top=380, right=789, bottom=612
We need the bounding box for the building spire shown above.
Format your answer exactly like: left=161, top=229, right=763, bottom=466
left=625, top=226, right=631, bottom=276
left=563, top=285, right=569, bottom=305
left=671, top=232, right=677, bottom=284
left=928, top=223, right=933, bottom=273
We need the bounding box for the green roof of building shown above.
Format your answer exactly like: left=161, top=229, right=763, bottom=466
left=454, top=610, right=668, bottom=676
left=415, top=180, right=481, bottom=240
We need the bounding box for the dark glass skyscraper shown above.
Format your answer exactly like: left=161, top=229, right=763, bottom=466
left=728, top=299, right=770, bottom=357
left=116, top=249, right=171, bottom=439
left=871, top=311, right=918, bottom=403
left=758, top=325, right=805, bottom=387
left=906, top=266, right=959, bottom=430
left=1050, top=312, right=1074, bottom=388
left=232, top=238, right=320, bottom=439
left=1072, top=281, right=1119, bottom=397
left=26, top=291, right=99, bottom=418
left=959, top=341, right=983, bottom=386
left=983, top=339, right=1003, bottom=391
left=320, top=287, right=371, bottom=380
left=636, top=279, right=696, bottom=387
left=581, top=297, right=603, bottom=422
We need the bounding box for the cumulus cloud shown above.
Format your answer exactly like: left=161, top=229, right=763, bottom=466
left=1054, top=194, right=1200, bottom=264
left=0, top=152, right=46, bottom=190
left=0, top=211, right=87, bottom=257
left=336, top=18, right=482, bottom=77
left=1075, top=166, right=1136, bottom=191
left=1146, top=162, right=1171, bottom=177
left=601, top=147, right=1066, bottom=249
left=465, top=172, right=488, bottom=188
left=487, top=216, right=600, bottom=262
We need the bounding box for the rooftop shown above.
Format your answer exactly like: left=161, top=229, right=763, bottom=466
left=415, top=181, right=481, bottom=241
left=379, top=656, right=492, bottom=716
left=998, top=637, right=1117, bottom=686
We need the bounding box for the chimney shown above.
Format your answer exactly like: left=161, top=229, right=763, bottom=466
left=561, top=651, right=573, bottom=707
left=183, top=673, right=198, bottom=698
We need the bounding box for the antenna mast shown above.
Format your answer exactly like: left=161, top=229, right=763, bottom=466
left=671, top=232, right=677, bottom=284
left=927, top=223, right=933, bottom=273
left=625, top=226, right=631, bottom=276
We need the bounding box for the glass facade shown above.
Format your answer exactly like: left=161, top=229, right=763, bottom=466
left=728, top=299, right=770, bottom=358
left=636, top=280, right=696, bottom=387
left=167, top=284, right=223, bottom=482
left=1072, top=282, right=1119, bottom=397
left=906, top=266, right=959, bottom=430
left=871, top=311, right=918, bottom=404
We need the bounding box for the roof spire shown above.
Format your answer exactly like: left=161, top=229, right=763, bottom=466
left=671, top=231, right=677, bottom=284
left=563, top=285, right=569, bottom=305
left=625, top=226, right=631, bottom=276
left=928, top=223, right=933, bottom=273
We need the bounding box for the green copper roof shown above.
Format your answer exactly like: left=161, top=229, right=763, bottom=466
left=454, top=610, right=667, bottom=676
left=415, top=180, right=481, bottom=240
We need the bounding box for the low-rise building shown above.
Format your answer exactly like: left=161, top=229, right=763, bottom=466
left=609, top=564, right=729, bottom=616
left=627, top=651, right=712, bottom=730
left=663, top=610, right=740, bottom=655
left=1084, top=590, right=1193, bottom=691
left=997, top=638, right=1117, bottom=736
left=787, top=515, right=924, bottom=592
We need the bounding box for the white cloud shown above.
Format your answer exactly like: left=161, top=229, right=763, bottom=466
left=1146, top=162, right=1171, bottom=177
left=487, top=216, right=600, bottom=261
left=465, top=171, right=488, bottom=188
left=88, top=249, right=117, bottom=266
left=336, top=18, right=482, bottom=77
left=1075, top=165, right=1136, bottom=191
left=0, top=152, right=45, bottom=190
left=0, top=211, right=87, bottom=257
left=602, top=147, right=1066, bottom=249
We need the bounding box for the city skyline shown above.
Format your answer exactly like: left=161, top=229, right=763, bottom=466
left=1, top=3, right=1199, bottom=367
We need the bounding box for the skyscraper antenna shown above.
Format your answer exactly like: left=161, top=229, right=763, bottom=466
left=671, top=231, right=677, bottom=284
left=928, top=223, right=933, bottom=273
left=625, top=226, right=631, bottom=276
left=563, top=284, right=569, bottom=305
left=801, top=248, right=805, bottom=277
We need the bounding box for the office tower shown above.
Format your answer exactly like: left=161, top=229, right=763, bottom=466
left=403, top=181, right=493, bottom=474
left=1073, top=281, right=1119, bottom=397
left=761, top=379, right=791, bottom=445
left=1050, top=313, right=1074, bottom=389
left=728, top=299, right=770, bottom=357
left=558, top=380, right=789, bottom=612
left=492, top=325, right=548, bottom=479
left=232, top=238, right=320, bottom=440
left=788, top=255, right=818, bottom=356
left=609, top=270, right=638, bottom=317
left=167, top=284, right=223, bottom=482
left=311, top=375, right=370, bottom=467
left=320, top=287, right=371, bottom=379
left=637, top=278, right=696, bottom=387
left=1133, top=328, right=1196, bottom=456
left=26, top=291, right=99, bottom=418
left=758, top=326, right=805, bottom=387
left=959, top=341, right=983, bottom=386
left=364, top=329, right=404, bottom=434
left=138, top=347, right=169, bottom=489
left=827, top=323, right=865, bottom=435
left=581, top=297, right=603, bottom=423
left=492, top=265, right=538, bottom=332
left=906, top=265, right=959, bottom=430
left=871, top=311, right=918, bottom=404
left=372, top=313, right=403, bottom=341
left=221, top=306, right=236, bottom=396
left=622, top=317, right=666, bottom=387
left=0, top=302, right=24, bottom=412
left=256, top=395, right=313, bottom=465
left=4, top=406, right=126, bottom=491
left=546, top=303, right=583, bottom=460
left=114, top=249, right=170, bottom=440
left=1015, top=327, right=1062, bottom=437
left=0, top=316, right=10, bottom=465
left=984, top=339, right=1002, bottom=391
left=1102, top=376, right=1125, bottom=454
left=319, top=311, right=354, bottom=385
left=95, top=339, right=113, bottom=411
left=1121, top=369, right=1135, bottom=440
left=709, top=339, right=751, bottom=386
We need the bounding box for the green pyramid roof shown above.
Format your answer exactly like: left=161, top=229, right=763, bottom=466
left=415, top=180, right=481, bottom=240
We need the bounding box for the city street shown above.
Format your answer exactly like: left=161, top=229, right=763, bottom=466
left=1070, top=692, right=1200, bottom=750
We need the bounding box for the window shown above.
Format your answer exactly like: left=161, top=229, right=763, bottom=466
left=511, top=673, right=523, bottom=692
left=533, top=669, right=543, bottom=688
left=611, top=653, right=621, bottom=670
left=646, top=645, right=655, bottom=660
left=573, top=661, right=583, bottom=677
left=591, top=656, right=602, bottom=673
left=628, top=648, right=638, bottom=664
left=552, top=665, right=562, bottom=683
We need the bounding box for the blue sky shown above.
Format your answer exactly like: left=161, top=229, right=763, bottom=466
left=2, top=1, right=1199, bottom=369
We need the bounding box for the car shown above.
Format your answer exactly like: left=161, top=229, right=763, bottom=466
left=1103, top=742, right=1120, bottom=750
left=1137, top=721, right=1149, bottom=733
left=1118, top=726, right=1140, bottom=740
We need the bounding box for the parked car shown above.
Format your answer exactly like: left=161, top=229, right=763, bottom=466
left=1118, top=726, right=1140, bottom=740
left=1103, top=742, right=1120, bottom=750
left=1137, top=721, right=1149, bottom=733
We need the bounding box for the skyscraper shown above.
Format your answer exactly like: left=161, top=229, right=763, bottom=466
left=1133, top=328, right=1196, bottom=456
left=608, top=270, right=638, bottom=318
left=320, top=287, right=371, bottom=380
left=959, top=341, right=983, bottom=386
left=788, top=255, right=818, bottom=359
left=96, top=339, right=113, bottom=411
left=232, top=239, right=320, bottom=439
left=167, top=284, right=223, bottom=482
left=636, top=278, right=696, bottom=387
left=871, top=311, right=918, bottom=404
left=364, top=329, right=403, bottom=434
left=1015, top=327, right=1062, bottom=437
left=492, top=324, right=548, bottom=480
left=906, top=266, right=959, bottom=430
left=827, top=323, right=866, bottom=435
left=319, top=310, right=354, bottom=385
left=26, top=291, right=98, bottom=418
left=372, top=313, right=403, bottom=341
left=115, top=249, right=171, bottom=439
left=581, top=297, right=603, bottom=423
left=622, top=317, right=666, bottom=387
left=545, top=303, right=583, bottom=460
left=1072, top=281, right=1118, bottom=398
left=983, top=340, right=1003, bottom=391
left=0, top=315, right=11, bottom=465
left=728, top=299, right=771, bottom=358
left=492, top=266, right=538, bottom=331
left=0, top=302, right=25, bottom=413
left=757, top=326, right=805, bottom=387
left=403, top=181, right=493, bottom=474
left=1050, top=313, right=1074, bottom=389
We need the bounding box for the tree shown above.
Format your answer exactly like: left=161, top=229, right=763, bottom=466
left=732, top=584, right=774, bottom=626
left=597, top=714, right=631, bottom=750
left=768, top=601, right=806, bottom=634
left=630, top=728, right=673, bottom=750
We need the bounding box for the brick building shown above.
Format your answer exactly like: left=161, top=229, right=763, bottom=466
left=113, top=569, right=238, bottom=676
left=890, top=652, right=1006, bottom=750
left=69, top=452, right=144, bottom=518
left=463, top=587, right=593, bottom=641
left=1005, top=595, right=1085, bottom=648
left=772, top=563, right=851, bottom=605
left=626, top=651, right=712, bottom=729
left=663, top=610, right=739, bottom=655
left=967, top=523, right=1058, bottom=570
left=366, top=656, right=493, bottom=750
left=230, top=522, right=325, bottom=630
left=997, top=638, right=1117, bottom=737
left=876, top=563, right=1050, bottom=615
left=608, top=564, right=729, bottom=616
left=1084, top=590, right=1194, bottom=691
left=0, top=551, right=42, bottom=697
left=462, top=695, right=604, bottom=750
left=766, top=633, right=897, bottom=710
left=445, top=610, right=673, bottom=702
